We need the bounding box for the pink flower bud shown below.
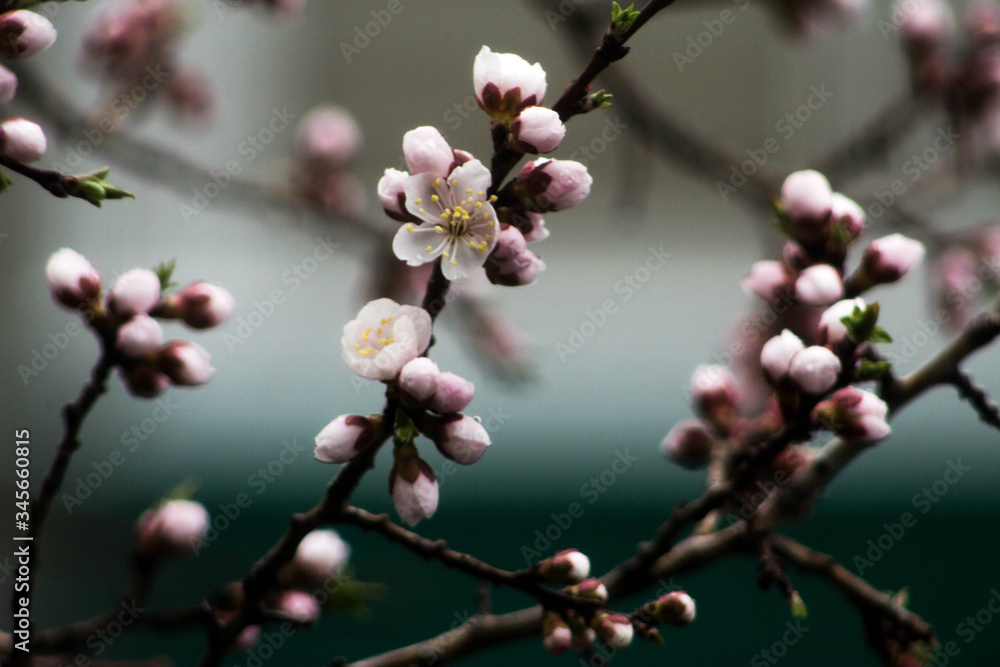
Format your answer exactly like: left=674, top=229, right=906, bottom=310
left=813, top=387, right=891, bottom=442
left=46, top=248, right=102, bottom=309
left=788, top=345, right=841, bottom=394
left=591, top=612, right=634, bottom=649
left=0, top=64, right=17, bottom=104
left=398, top=357, right=441, bottom=404
left=861, top=233, right=925, bottom=285
left=235, top=625, right=261, bottom=651
left=109, top=268, right=161, bottom=317
left=136, top=499, right=209, bottom=556
left=295, top=106, right=362, bottom=168
left=389, top=447, right=439, bottom=526
left=485, top=244, right=546, bottom=286
left=512, top=106, right=565, bottom=153
left=781, top=169, right=832, bottom=226
left=690, top=364, right=740, bottom=430
left=0, top=10, right=57, bottom=59
left=830, top=192, right=865, bottom=241
left=0, top=118, right=46, bottom=163
left=760, top=329, right=805, bottom=384
left=517, top=158, right=592, bottom=211
left=174, top=281, right=235, bottom=329
left=645, top=591, right=696, bottom=626
left=742, top=260, right=793, bottom=305
left=117, top=314, right=164, bottom=358
left=899, top=0, right=954, bottom=49
left=474, top=46, right=547, bottom=119
left=274, top=591, right=320, bottom=624
left=566, top=578, right=608, bottom=602
left=293, top=529, right=351, bottom=582
left=119, top=363, right=170, bottom=398
left=315, top=414, right=377, bottom=464
left=542, top=611, right=573, bottom=655
left=157, top=340, right=215, bottom=386
left=491, top=226, right=527, bottom=262
left=536, top=549, right=590, bottom=584
left=818, top=297, right=865, bottom=347
left=795, top=264, right=844, bottom=306
left=377, top=168, right=411, bottom=221
left=403, top=126, right=453, bottom=177
left=428, top=372, right=475, bottom=415
left=522, top=211, right=550, bottom=242
left=418, top=413, right=490, bottom=464
left=660, top=419, right=715, bottom=470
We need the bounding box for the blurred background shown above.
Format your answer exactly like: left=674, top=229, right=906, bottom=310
left=2, top=0, right=1000, bottom=664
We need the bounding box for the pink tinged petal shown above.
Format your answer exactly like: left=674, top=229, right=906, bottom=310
left=788, top=345, right=841, bottom=394
left=158, top=340, right=215, bottom=386
left=399, top=357, right=440, bottom=403
left=449, top=158, right=492, bottom=197
left=742, top=260, right=792, bottom=304
left=378, top=168, right=410, bottom=218
left=177, top=281, right=235, bottom=329
left=294, top=106, right=362, bottom=167
left=660, top=419, right=714, bottom=470
left=0, top=118, right=46, bottom=163
left=432, top=414, right=490, bottom=464
left=781, top=169, right=833, bottom=224
left=0, top=10, right=56, bottom=59
left=393, top=223, right=449, bottom=266
left=760, top=329, right=805, bottom=383
left=294, top=529, right=350, bottom=580
left=442, top=237, right=487, bottom=280
left=523, top=212, right=549, bottom=242
left=314, top=414, right=369, bottom=463
left=864, top=233, right=926, bottom=283
left=110, top=268, right=162, bottom=316
left=473, top=46, right=547, bottom=107
left=46, top=247, right=101, bottom=308
left=0, top=65, right=18, bottom=104
left=795, top=264, right=844, bottom=306
left=392, top=471, right=439, bottom=526
left=398, top=305, right=433, bottom=354
left=403, top=126, right=453, bottom=176
left=120, top=364, right=170, bottom=398
left=136, top=499, right=209, bottom=555
left=116, top=314, right=164, bottom=358
left=275, top=591, right=320, bottom=624
left=818, top=297, right=865, bottom=347
left=830, top=192, right=865, bottom=239
left=512, top=106, right=565, bottom=153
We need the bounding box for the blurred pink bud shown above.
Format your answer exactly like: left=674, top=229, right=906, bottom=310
left=537, top=549, right=591, bottom=584
left=861, top=233, right=925, bottom=285
left=760, top=329, right=805, bottom=384
left=157, top=340, right=215, bottom=386
left=295, top=106, right=362, bottom=168
left=517, top=158, right=592, bottom=211
left=46, top=248, right=102, bottom=309
left=0, top=10, right=56, bottom=58
left=378, top=168, right=411, bottom=221
left=110, top=268, right=161, bottom=317
left=813, top=387, right=891, bottom=442
left=176, top=281, right=235, bottom=329
left=566, top=578, right=608, bottom=602
left=403, top=126, right=453, bottom=177
left=314, top=414, right=377, bottom=464
left=781, top=169, right=832, bottom=226
left=420, top=413, right=490, bottom=464
left=0, top=118, right=46, bottom=163
left=235, top=625, right=261, bottom=651
left=795, top=264, right=844, bottom=306
left=486, top=243, right=546, bottom=286
left=136, top=499, right=209, bottom=556
left=293, top=529, right=351, bottom=582
left=788, top=345, right=841, bottom=394
left=0, top=64, right=16, bottom=103
left=830, top=192, right=865, bottom=241
left=390, top=448, right=438, bottom=526
left=591, top=612, right=634, bottom=649
left=491, top=226, right=527, bottom=261
left=742, top=260, right=793, bottom=305
left=542, top=612, right=573, bottom=655
left=398, top=357, right=441, bottom=404
left=428, top=371, right=475, bottom=414
left=522, top=211, right=550, bottom=242
left=818, top=297, right=865, bottom=347
left=119, top=363, right=170, bottom=398
left=474, top=46, right=547, bottom=119
left=512, top=106, right=565, bottom=153
left=163, top=67, right=214, bottom=121
left=645, top=591, right=696, bottom=626
left=660, top=419, right=715, bottom=470
left=690, top=364, right=740, bottom=429
left=117, top=313, right=164, bottom=358
left=898, top=0, right=954, bottom=48
left=274, top=591, right=320, bottom=624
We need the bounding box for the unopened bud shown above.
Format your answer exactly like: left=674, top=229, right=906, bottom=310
left=644, top=591, right=696, bottom=626
left=591, top=612, right=634, bottom=649
left=292, top=529, right=351, bottom=583
left=511, top=106, right=565, bottom=153
left=660, top=419, right=715, bottom=470
left=536, top=549, right=590, bottom=584
left=117, top=313, right=164, bottom=358
left=136, top=499, right=209, bottom=556
left=157, top=340, right=215, bottom=386
left=690, top=364, right=740, bottom=431
left=417, top=413, right=490, bottom=464
left=0, top=117, right=46, bottom=163
left=566, top=578, right=608, bottom=603
left=428, top=371, right=475, bottom=414
left=389, top=444, right=439, bottom=526
left=760, top=329, right=805, bottom=385
left=795, top=264, right=844, bottom=307
left=0, top=10, right=57, bottom=59
left=788, top=345, right=841, bottom=394
left=314, top=414, right=378, bottom=464
left=109, top=268, right=161, bottom=317
left=542, top=611, right=573, bottom=655
left=175, top=281, right=235, bottom=329
left=46, top=248, right=101, bottom=309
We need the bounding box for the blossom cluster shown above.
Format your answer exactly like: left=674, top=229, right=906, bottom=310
left=378, top=46, right=592, bottom=284
left=0, top=8, right=56, bottom=164
left=45, top=248, right=234, bottom=398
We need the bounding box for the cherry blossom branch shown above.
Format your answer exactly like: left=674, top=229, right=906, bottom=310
left=334, top=505, right=601, bottom=613
left=196, top=396, right=398, bottom=667
left=768, top=534, right=935, bottom=645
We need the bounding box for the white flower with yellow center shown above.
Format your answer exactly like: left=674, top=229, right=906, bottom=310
left=341, top=298, right=432, bottom=381
left=392, top=159, right=499, bottom=281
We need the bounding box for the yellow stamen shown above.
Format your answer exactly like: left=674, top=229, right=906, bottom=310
left=359, top=347, right=372, bottom=357
left=406, top=224, right=414, bottom=232
left=435, top=225, right=444, bottom=233
left=431, top=194, right=440, bottom=203
left=425, top=245, right=433, bottom=252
